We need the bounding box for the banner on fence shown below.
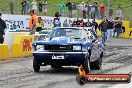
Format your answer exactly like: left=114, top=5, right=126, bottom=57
left=2, top=14, right=95, bottom=31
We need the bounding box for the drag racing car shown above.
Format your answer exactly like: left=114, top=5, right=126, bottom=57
left=32, top=27, right=104, bottom=73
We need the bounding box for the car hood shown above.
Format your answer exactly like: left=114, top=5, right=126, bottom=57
left=34, top=37, right=91, bottom=45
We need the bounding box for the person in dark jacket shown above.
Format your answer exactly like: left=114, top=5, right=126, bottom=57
left=66, top=0, right=72, bottom=18
left=113, top=18, right=122, bottom=37
left=107, top=18, right=114, bottom=40
left=99, top=17, right=108, bottom=46
left=0, top=13, right=6, bottom=44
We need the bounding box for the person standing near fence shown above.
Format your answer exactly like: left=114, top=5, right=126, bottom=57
left=38, top=0, right=43, bottom=13
left=25, top=0, right=30, bottom=15
left=115, top=7, right=122, bottom=20
left=31, top=0, right=37, bottom=13
left=66, top=0, right=72, bottom=18
left=78, top=2, right=86, bottom=18
left=85, top=2, right=90, bottom=18
left=21, top=0, right=26, bottom=15
left=72, top=2, right=77, bottom=18
left=94, top=2, right=99, bottom=19
left=109, top=4, right=113, bottom=18
left=43, top=0, right=47, bottom=16
left=0, top=13, right=6, bottom=44
left=58, top=0, right=65, bottom=17
left=90, top=4, right=96, bottom=19
left=28, top=10, right=38, bottom=35
left=9, top=0, right=14, bottom=14
left=99, top=3, right=105, bottom=20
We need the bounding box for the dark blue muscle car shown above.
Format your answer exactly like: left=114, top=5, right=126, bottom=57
left=32, top=27, right=104, bottom=73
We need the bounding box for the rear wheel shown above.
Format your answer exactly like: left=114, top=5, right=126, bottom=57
left=33, top=57, right=40, bottom=72
left=82, top=56, right=90, bottom=73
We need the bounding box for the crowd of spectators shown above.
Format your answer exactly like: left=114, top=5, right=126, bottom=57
left=9, top=0, right=123, bottom=20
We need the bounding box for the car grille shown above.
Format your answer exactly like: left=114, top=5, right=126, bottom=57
left=45, top=45, right=73, bottom=51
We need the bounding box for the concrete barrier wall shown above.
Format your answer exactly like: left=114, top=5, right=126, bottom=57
left=11, top=35, right=34, bottom=58
left=0, top=44, right=10, bottom=61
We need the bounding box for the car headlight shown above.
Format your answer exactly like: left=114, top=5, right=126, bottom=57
left=36, top=45, right=44, bottom=50
left=73, top=45, right=81, bottom=50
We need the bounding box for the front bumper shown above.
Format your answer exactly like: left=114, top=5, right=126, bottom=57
left=32, top=51, right=87, bottom=65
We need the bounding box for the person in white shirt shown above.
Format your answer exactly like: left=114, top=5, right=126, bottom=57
left=115, top=7, right=122, bottom=20
left=31, top=0, right=37, bottom=13
left=78, top=2, right=86, bottom=18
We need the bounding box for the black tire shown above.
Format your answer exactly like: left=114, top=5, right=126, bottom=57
left=82, top=56, right=90, bottom=73
left=33, top=58, right=40, bottom=72
left=92, top=53, right=103, bottom=70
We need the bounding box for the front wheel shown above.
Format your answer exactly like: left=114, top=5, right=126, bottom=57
left=91, top=53, right=103, bottom=70
left=33, top=57, right=40, bottom=72
left=82, top=56, right=91, bottom=73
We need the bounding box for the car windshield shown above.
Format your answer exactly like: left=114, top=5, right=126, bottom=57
left=47, top=28, right=82, bottom=39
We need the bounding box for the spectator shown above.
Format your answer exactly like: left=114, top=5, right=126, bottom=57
left=36, top=17, right=44, bottom=32
left=80, top=19, right=85, bottom=27
left=99, top=17, right=108, bottom=46
left=113, top=18, right=122, bottom=37
left=53, top=18, right=61, bottom=27
left=91, top=19, right=98, bottom=33
left=58, top=0, right=65, bottom=17
left=63, top=19, right=69, bottom=27
left=0, top=13, right=6, bottom=44
left=43, top=0, right=47, bottom=16
left=109, top=4, right=113, bottom=18
left=85, top=2, right=91, bottom=18
left=72, top=19, right=77, bottom=27
left=76, top=19, right=81, bottom=27
left=107, top=18, right=114, bottom=40
left=90, top=4, right=96, bottom=19
left=66, top=0, right=72, bottom=18
left=21, top=0, right=26, bottom=15
left=93, top=2, right=99, bottom=19
left=9, top=0, right=14, bottom=14
left=115, top=7, right=122, bottom=20
left=99, top=3, right=105, bottom=20
left=28, top=10, right=38, bottom=35
left=78, top=2, right=86, bottom=18
left=54, top=12, right=61, bottom=20
left=38, top=0, right=43, bottom=13
left=25, top=0, right=30, bottom=15
left=72, top=2, right=77, bottom=18
left=31, top=0, right=37, bottom=13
